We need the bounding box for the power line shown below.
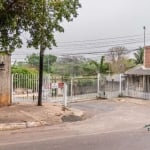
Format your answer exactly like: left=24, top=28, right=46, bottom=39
left=12, top=33, right=150, bottom=59
left=53, top=38, right=150, bottom=51
left=58, top=34, right=150, bottom=44
left=53, top=40, right=149, bottom=51
left=57, top=48, right=139, bottom=56
left=57, top=37, right=150, bottom=47
left=11, top=47, right=138, bottom=63
left=12, top=44, right=143, bottom=57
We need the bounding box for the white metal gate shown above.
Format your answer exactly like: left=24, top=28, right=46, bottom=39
left=12, top=74, right=123, bottom=104
left=12, top=74, right=68, bottom=104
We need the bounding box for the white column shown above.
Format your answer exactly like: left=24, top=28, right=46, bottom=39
left=119, top=73, right=122, bottom=96
left=126, top=76, right=129, bottom=96
left=11, top=74, right=14, bottom=104
left=70, top=78, right=73, bottom=101
left=97, top=73, right=100, bottom=97
left=64, top=83, right=68, bottom=107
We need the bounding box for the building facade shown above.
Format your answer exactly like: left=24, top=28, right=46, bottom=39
left=124, top=46, right=150, bottom=99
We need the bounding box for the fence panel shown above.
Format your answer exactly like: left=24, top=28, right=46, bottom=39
left=12, top=74, right=124, bottom=104
left=12, top=74, right=38, bottom=103
left=97, top=74, right=121, bottom=99
left=12, top=74, right=52, bottom=103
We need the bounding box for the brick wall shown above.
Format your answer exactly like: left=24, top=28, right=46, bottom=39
left=0, top=53, right=11, bottom=106
left=144, top=46, right=150, bottom=68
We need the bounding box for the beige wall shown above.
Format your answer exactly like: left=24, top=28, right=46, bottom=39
left=0, top=53, right=11, bottom=106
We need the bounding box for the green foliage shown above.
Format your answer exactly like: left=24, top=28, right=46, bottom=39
left=76, top=78, right=96, bottom=86
left=53, top=56, right=109, bottom=76
left=11, top=65, right=38, bottom=74
left=86, top=56, right=109, bottom=75
left=82, top=63, right=98, bottom=75
left=26, top=53, right=57, bottom=73
left=0, top=0, right=81, bottom=105
left=0, top=0, right=81, bottom=52
left=12, top=65, right=38, bottom=89
left=54, top=63, right=84, bottom=76
left=134, top=47, right=144, bottom=65
left=53, top=56, right=86, bottom=76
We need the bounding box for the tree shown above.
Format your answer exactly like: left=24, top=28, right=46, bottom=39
left=108, top=46, right=127, bottom=62
left=0, top=0, right=81, bottom=105
left=53, top=56, right=86, bottom=76
left=108, top=46, right=127, bottom=73
left=26, top=53, right=57, bottom=73
left=88, top=56, right=109, bottom=75
left=134, top=47, right=144, bottom=65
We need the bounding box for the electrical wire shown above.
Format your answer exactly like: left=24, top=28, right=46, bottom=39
left=12, top=33, right=149, bottom=61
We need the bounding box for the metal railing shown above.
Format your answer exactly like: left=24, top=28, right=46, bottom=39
left=12, top=74, right=123, bottom=104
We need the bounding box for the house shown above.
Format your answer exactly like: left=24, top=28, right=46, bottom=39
left=124, top=46, right=150, bottom=99
left=0, top=51, right=11, bottom=106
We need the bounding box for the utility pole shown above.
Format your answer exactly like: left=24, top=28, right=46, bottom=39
left=143, top=26, right=146, bottom=47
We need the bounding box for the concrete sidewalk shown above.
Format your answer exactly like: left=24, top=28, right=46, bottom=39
left=0, top=102, right=84, bottom=131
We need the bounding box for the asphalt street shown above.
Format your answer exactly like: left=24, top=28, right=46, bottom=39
left=1, top=99, right=150, bottom=150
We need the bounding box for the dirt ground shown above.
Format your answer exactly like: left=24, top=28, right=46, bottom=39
left=0, top=97, right=150, bottom=126
left=0, top=102, right=85, bottom=125
left=1, top=98, right=150, bottom=150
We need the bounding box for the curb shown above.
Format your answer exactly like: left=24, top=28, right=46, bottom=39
left=0, top=121, right=48, bottom=131
left=0, top=109, right=85, bottom=131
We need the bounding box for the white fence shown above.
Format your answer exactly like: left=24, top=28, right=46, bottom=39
left=12, top=74, right=50, bottom=103
left=12, top=74, right=123, bottom=104
left=122, top=89, right=150, bottom=100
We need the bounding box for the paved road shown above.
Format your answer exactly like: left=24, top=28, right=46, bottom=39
left=1, top=100, right=150, bottom=150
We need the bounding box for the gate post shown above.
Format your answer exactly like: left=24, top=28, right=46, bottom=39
left=97, top=73, right=100, bottom=97
left=119, top=73, right=122, bottom=96
left=64, top=83, right=68, bottom=107
left=70, top=77, right=73, bottom=101
left=11, top=74, right=14, bottom=104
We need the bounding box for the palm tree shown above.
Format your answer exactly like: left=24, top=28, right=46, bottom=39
left=89, top=56, right=108, bottom=74
left=134, top=47, right=144, bottom=64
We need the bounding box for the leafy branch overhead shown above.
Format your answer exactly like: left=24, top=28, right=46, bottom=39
left=0, top=0, right=81, bottom=52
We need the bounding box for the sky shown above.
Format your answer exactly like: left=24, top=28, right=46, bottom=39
left=12, top=0, right=150, bottom=62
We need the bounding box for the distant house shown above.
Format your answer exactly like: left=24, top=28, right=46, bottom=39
left=124, top=46, right=150, bottom=99
left=0, top=51, right=11, bottom=106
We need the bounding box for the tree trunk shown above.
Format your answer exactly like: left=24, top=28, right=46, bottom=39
left=38, top=45, right=45, bottom=106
